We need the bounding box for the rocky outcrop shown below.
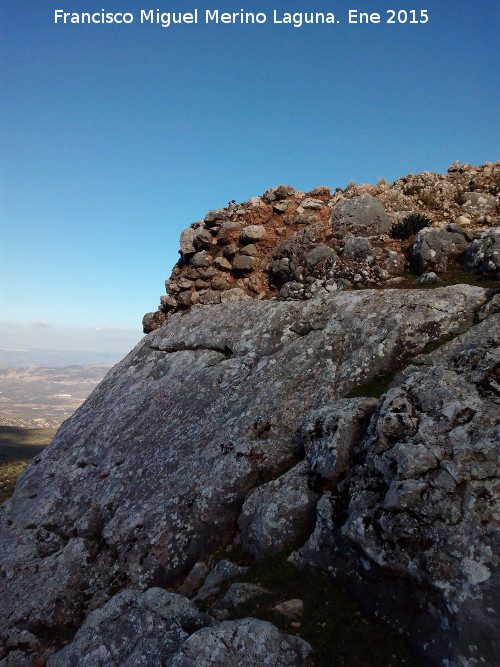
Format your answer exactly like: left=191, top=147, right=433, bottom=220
left=463, top=228, right=500, bottom=279
left=46, top=589, right=213, bottom=667
left=238, top=461, right=318, bottom=559
left=1, top=281, right=497, bottom=665
left=45, top=589, right=310, bottom=667
left=1, top=163, right=499, bottom=666
left=170, top=618, right=311, bottom=666
left=330, top=194, right=393, bottom=237
left=143, top=161, right=499, bottom=332
left=291, top=313, right=500, bottom=666
left=299, top=398, right=378, bottom=483
left=409, top=224, right=469, bottom=273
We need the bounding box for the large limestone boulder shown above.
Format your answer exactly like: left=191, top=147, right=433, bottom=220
left=299, top=398, right=378, bottom=482
left=461, top=191, right=497, bottom=214
left=47, top=589, right=310, bottom=667
left=47, top=589, right=213, bottom=666
left=171, top=618, right=311, bottom=666
left=0, top=284, right=493, bottom=665
left=410, top=225, right=468, bottom=273
left=463, top=227, right=500, bottom=279
left=330, top=194, right=392, bottom=237
left=238, top=461, right=318, bottom=559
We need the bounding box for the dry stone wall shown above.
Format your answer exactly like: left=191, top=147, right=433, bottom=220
left=144, top=161, right=500, bottom=333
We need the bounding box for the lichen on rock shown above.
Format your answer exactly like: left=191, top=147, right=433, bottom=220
left=1, top=162, right=499, bottom=667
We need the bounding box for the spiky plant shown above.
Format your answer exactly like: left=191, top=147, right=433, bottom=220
left=390, top=213, right=431, bottom=240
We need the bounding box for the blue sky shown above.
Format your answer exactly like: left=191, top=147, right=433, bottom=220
left=1, top=1, right=498, bottom=355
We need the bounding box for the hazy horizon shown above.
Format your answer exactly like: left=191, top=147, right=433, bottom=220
left=0, top=347, right=129, bottom=367
left=0, top=320, right=142, bottom=364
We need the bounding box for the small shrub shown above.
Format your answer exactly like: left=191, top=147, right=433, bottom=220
left=403, top=183, right=422, bottom=196
left=377, top=177, right=388, bottom=186
left=390, top=213, right=431, bottom=240
left=420, top=189, right=438, bottom=209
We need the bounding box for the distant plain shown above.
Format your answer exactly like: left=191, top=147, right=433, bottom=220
left=0, top=361, right=111, bottom=501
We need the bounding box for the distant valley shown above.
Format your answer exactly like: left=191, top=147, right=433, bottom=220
left=0, top=363, right=113, bottom=427
left=0, top=361, right=114, bottom=501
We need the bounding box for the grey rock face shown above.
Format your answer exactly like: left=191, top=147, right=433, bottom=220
left=220, top=287, right=250, bottom=303
left=213, top=583, right=268, bottom=610
left=410, top=226, right=468, bottom=273
left=47, top=589, right=307, bottom=667
left=299, top=398, right=378, bottom=482
left=191, top=250, right=213, bottom=268
left=415, top=271, right=440, bottom=285
left=0, top=629, right=43, bottom=666
left=341, top=234, right=374, bottom=262
left=330, top=194, right=392, bottom=237
left=292, top=313, right=500, bottom=666
left=171, top=618, right=311, bottom=667
left=195, top=560, right=250, bottom=602
left=477, top=292, right=500, bottom=321
left=239, top=461, right=318, bottom=559
left=232, top=254, right=256, bottom=271
left=0, top=285, right=491, bottom=664
left=198, top=290, right=222, bottom=305
left=47, top=589, right=213, bottom=667
left=239, top=224, right=266, bottom=244
left=462, top=192, right=497, bottom=214
left=179, top=226, right=196, bottom=256
left=463, top=227, right=500, bottom=279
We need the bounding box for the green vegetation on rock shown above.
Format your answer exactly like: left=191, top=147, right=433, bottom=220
left=389, top=213, right=431, bottom=240
left=208, top=543, right=421, bottom=667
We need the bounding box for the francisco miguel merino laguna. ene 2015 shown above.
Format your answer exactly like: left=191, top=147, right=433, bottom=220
left=53, top=8, right=342, bottom=28
left=54, top=8, right=430, bottom=27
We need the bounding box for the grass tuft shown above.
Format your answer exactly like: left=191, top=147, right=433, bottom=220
left=211, top=542, right=421, bottom=666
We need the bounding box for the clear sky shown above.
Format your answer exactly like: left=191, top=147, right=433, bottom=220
left=1, top=1, right=498, bottom=355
